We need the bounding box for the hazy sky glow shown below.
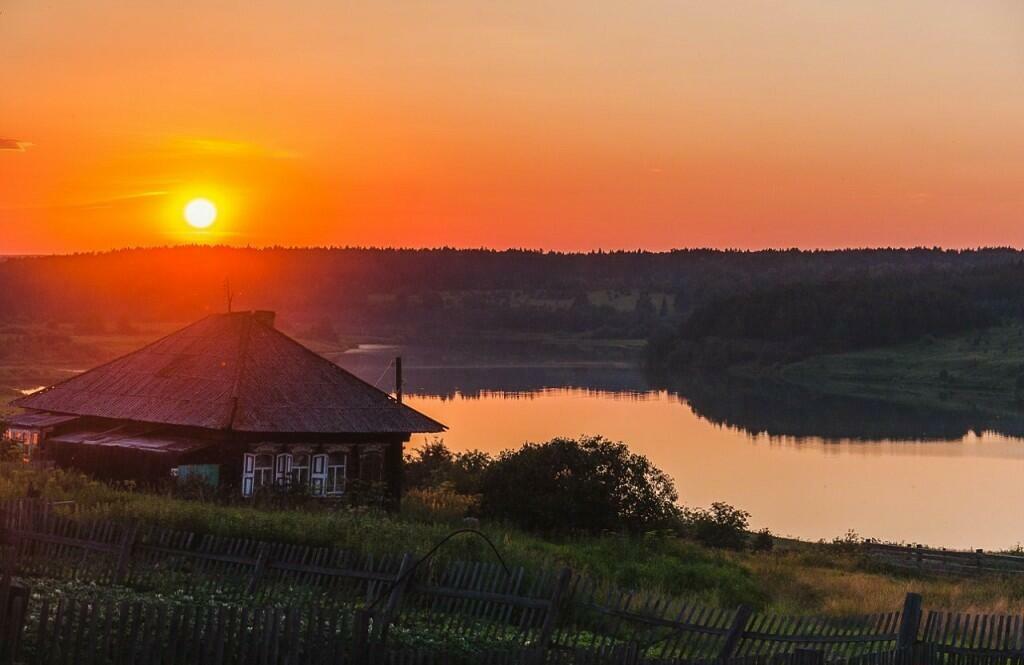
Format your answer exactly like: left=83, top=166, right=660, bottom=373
left=3, top=1, right=1024, bottom=252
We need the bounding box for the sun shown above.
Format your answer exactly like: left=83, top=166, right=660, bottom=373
left=184, top=198, right=217, bottom=229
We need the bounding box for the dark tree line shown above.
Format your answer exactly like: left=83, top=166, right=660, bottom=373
left=648, top=261, right=1024, bottom=370
left=0, top=246, right=1021, bottom=342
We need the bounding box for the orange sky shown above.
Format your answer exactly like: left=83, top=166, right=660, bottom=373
left=2, top=1, right=1024, bottom=253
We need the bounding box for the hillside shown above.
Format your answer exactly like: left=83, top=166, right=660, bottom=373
left=781, top=324, right=1024, bottom=418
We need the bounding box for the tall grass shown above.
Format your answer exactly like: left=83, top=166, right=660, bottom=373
left=4, top=465, right=1024, bottom=615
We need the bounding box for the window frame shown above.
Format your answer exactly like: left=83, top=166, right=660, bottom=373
left=291, top=453, right=311, bottom=487
left=253, top=453, right=275, bottom=490
left=325, top=452, right=347, bottom=497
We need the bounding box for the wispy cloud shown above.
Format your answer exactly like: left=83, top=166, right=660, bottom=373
left=169, top=137, right=299, bottom=160
left=0, top=138, right=32, bottom=152
left=0, top=190, right=168, bottom=212
left=78, top=190, right=169, bottom=210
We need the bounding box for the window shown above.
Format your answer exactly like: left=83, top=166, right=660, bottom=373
left=359, top=450, right=384, bottom=483
left=291, top=454, right=310, bottom=486
left=243, top=453, right=277, bottom=497
left=326, top=452, right=347, bottom=496
left=274, top=453, right=292, bottom=486
left=253, top=454, right=274, bottom=489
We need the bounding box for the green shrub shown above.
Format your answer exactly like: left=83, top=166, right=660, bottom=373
left=751, top=528, right=774, bottom=552
left=478, top=435, right=680, bottom=534
left=682, top=502, right=750, bottom=550
left=404, top=439, right=492, bottom=494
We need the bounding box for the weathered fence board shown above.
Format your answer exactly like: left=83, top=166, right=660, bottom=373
left=9, top=500, right=1024, bottom=664
left=867, top=543, right=1024, bottom=577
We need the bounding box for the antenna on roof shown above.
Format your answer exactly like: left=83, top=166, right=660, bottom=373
left=224, top=278, right=234, bottom=313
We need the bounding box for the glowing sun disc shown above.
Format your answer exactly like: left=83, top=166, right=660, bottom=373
left=184, top=198, right=217, bottom=229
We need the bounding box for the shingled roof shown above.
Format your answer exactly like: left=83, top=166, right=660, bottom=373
left=14, top=311, right=445, bottom=434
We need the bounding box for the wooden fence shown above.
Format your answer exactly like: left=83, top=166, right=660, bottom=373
left=865, top=544, right=1024, bottom=577
left=3, top=500, right=1024, bottom=664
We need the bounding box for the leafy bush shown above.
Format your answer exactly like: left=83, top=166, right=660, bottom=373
left=751, top=528, right=774, bottom=552
left=478, top=435, right=680, bottom=534
left=404, top=439, right=492, bottom=494
left=682, top=502, right=750, bottom=550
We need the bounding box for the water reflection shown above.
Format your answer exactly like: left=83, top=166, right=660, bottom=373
left=335, top=352, right=1024, bottom=548
left=339, top=352, right=1024, bottom=442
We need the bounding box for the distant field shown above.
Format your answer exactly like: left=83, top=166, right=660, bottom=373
left=781, top=324, right=1024, bottom=415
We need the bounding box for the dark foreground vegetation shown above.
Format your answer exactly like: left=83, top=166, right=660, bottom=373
left=4, top=434, right=1024, bottom=617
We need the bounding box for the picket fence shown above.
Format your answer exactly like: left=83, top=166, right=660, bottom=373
left=1, top=500, right=1024, bottom=664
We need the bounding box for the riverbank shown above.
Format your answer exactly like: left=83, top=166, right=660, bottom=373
left=778, top=323, right=1024, bottom=418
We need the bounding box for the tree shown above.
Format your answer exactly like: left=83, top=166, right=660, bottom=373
left=681, top=502, right=750, bottom=550
left=478, top=436, right=679, bottom=534
left=404, top=439, right=492, bottom=495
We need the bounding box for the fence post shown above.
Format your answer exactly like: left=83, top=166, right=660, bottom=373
left=718, top=605, right=753, bottom=660
left=246, top=543, right=269, bottom=595
left=113, top=522, right=138, bottom=585
left=0, top=575, right=29, bottom=664
left=896, top=592, right=923, bottom=650
left=352, top=609, right=372, bottom=665
left=375, top=552, right=414, bottom=643
left=531, top=567, right=572, bottom=665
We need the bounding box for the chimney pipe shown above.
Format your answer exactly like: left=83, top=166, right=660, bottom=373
left=252, top=311, right=276, bottom=328
left=395, top=356, right=403, bottom=403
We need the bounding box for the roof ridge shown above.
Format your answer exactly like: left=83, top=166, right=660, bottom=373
left=243, top=316, right=447, bottom=431
left=224, top=311, right=255, bottom=430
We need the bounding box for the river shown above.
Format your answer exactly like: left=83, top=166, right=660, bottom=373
left=337, top=355, right=1024, bottom=550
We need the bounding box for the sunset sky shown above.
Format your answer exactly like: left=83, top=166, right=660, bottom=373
left=2, top=1, right=1023, bottom=253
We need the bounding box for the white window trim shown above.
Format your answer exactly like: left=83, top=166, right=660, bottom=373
left=274, top=453, right=292, bottom=486
left=310, top=453, right=328, bottom=496
left=242, top=453, right=256, bottom=497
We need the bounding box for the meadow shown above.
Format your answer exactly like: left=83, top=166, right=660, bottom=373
left=781, top=323, right=1024, bottom=416
left=3, top=465, right=1024, bottom=617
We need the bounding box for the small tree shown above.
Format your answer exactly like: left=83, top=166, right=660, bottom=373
left=478, top=436, right=680, bottom=534
left=405, top=439, right=492, bottom=495
left=682, top=502, right=750, bottom=550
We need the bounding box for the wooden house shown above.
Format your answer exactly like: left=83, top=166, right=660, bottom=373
left=5, top=311, right=444, bottom=504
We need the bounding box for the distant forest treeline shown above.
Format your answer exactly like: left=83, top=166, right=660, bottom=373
left=648, top=259, right=1024, bottom=371
left=1, top=246, right=1022, bottom=345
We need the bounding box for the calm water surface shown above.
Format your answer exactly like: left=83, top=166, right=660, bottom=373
left=356, top=357, right=1024, bottom=549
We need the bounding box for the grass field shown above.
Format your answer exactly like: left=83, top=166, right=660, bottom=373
left=780, top=323, right=1024, bottom=416
left=3, top=465, right=1024, bottom=616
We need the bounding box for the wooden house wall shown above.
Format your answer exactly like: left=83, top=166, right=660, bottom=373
left=43, top=428, right=408, bottom=507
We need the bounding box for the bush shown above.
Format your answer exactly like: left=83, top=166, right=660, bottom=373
left=478, top=435, right=680, bottom=534
left=404, top=439, right=492, bottom=495
left=682, top=502, right=750, bottom=550
left=751, top=528, right=774, bottom=552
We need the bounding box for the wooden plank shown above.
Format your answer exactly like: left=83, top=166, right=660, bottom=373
left=8, top=529, right=121, bottom=555
left=416, top=584, right=552, bottom=611
left=718, top=605, right=753, bottom=659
